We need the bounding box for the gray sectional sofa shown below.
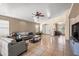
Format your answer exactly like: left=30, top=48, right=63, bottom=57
left=0, top=37, right=27, bottom=56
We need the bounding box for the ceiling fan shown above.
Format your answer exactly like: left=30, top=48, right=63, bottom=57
left=32, top=11, right=45, bottom=19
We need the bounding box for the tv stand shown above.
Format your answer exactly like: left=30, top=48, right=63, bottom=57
left=70, top=37, right=79, bottom=55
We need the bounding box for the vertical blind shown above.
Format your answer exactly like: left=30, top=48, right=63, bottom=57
left=0, top=20, right=9, bottom=36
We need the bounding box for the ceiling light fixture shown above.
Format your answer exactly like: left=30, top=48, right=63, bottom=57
left=32, top=11, right=45, bottom=19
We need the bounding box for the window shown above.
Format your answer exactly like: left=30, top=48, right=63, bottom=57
left=0, top=20, right=9, bottom=36
left=35, top=24, right=39, bottom=32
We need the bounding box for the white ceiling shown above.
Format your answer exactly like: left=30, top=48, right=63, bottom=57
left=0, top=3, right=71, bottom=22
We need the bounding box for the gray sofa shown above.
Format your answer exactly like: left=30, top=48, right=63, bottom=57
left=0, top=37, right=27, bottom=56
left=8, top=41, right=27, bottom=56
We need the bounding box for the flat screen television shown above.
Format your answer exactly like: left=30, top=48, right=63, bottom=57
left=72, top=22, right=79, bottom=42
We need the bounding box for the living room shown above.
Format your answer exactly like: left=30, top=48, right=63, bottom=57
left=0, top=3, right=79, bottom=56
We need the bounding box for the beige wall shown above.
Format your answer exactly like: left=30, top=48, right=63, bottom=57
left=69, top=3, right=79, bottom=19
left=0, top=15, right=39, bottom=33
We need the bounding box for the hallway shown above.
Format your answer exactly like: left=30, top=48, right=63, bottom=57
left=22, top=35, right=74, bottom=56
